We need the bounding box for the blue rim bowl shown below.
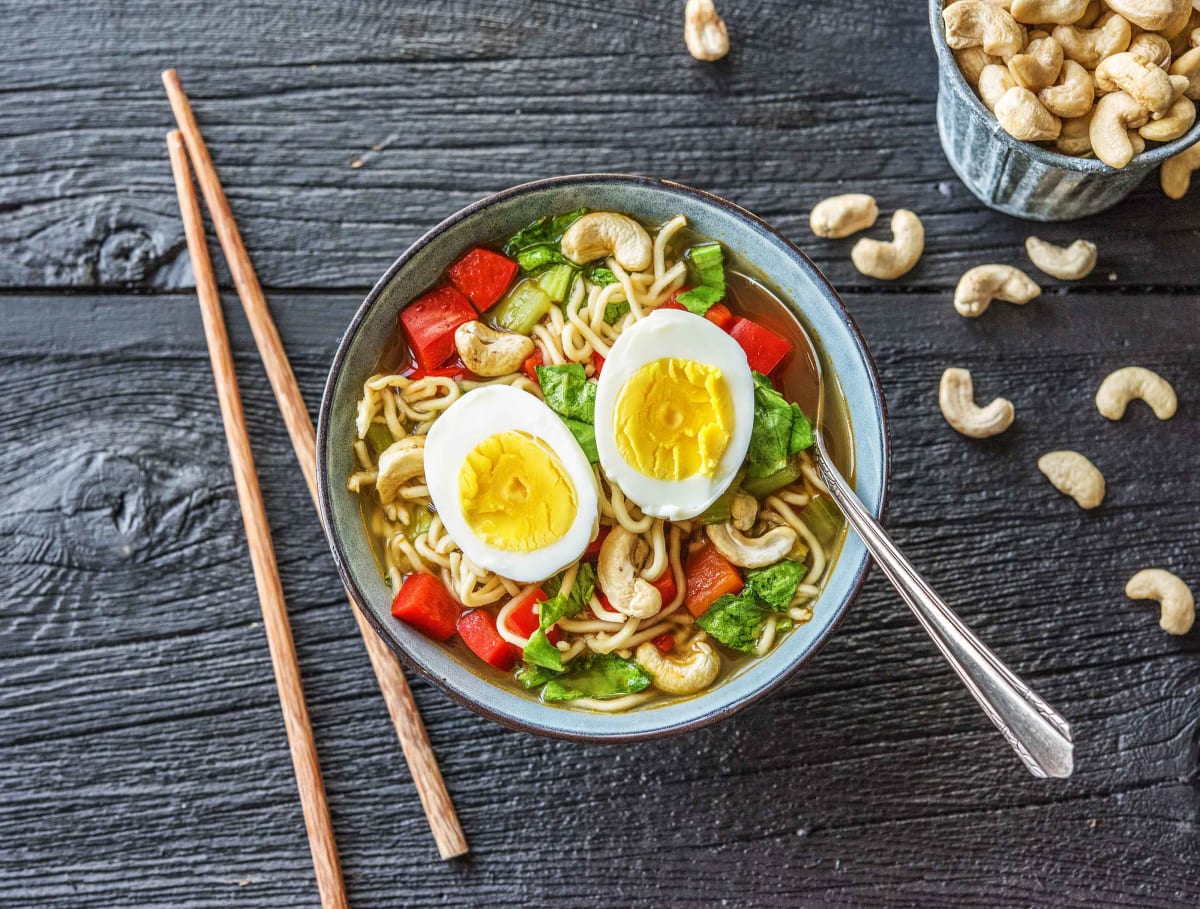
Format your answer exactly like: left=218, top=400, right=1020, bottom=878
left=316, top=174, right=890, bottom=742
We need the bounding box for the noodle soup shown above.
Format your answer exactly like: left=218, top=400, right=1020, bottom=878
left=348, top=209, right=850, bottom=712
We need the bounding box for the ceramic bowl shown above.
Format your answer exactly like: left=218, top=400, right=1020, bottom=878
left=929, top=0, right=1200, bottom=221
left=317, top=174, right=890, bottom=741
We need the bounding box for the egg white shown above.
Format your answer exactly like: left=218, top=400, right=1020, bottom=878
left=594, top=309, right=755, bottom=521
left=424, top=385, right=599, bottom=583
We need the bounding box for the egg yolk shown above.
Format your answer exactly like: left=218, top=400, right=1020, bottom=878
left=457, top=430, right=577, bottom=552
left=613, top=358, right=733, bottom=480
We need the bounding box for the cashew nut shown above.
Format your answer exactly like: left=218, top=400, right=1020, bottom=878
left=1054, top=15, right=1132, bottom=69
left=1056, top=109, right=1096, bottom=153
left=560, top=212, right=654, bottom=271
left=850, top=209, right=925, bottom=280
left=981, top=63, right=1019, bottom=108
left=1009, top=36, right=1065, bottom=90
left=1169, top=46, right=1200, bottom=97
left=945, top=1, right=1028, bottom=59
left=684, top=0, right=729, bottom=62
left=1139, top=92, right=1196, bottom=138
left=1127, top=128, right=1148, bottom=156
left=1024, top=236, right=1098, bottom=279
left=1095, top=52, right=1177, bottom=113
left=809, top=193, right=878, bottom=238
left=956, top=46, right=1003, bottom=85
left=1192, top=26, right=1200, bottom=50
left=939, top=368, right=1015, bottom=438
left=597, top=526, right=662, bottom=618
left=1090, top=90, right=1151, bottom=166
left=1127, top=31, right=1174, bottom=67
left=1160, top=140, right=1200, bottom=197
left=1039, top=59, right=1096, bottom=116
left=995, top=85, right=1064, bottom=139
left=731, top=492, right=758, bottom=532
left=635, top=639, right=721, bottom=695
left=376, top=435, right=427, bottom=504
left=454, top=321, right=535, bottom=377
left=1104, top=0, right=1191, bottom=32
left=1095, top=365, right=1178, bottom=419
left=1126, top=568, right=1195, bottom=635
left=953, top=264, right=1042, bottom=317
left=1011, top=0, right=1092, bottom=24
left=705, top=522, right=797, bottom=569
left=1037, top=450, right=1105, bottom=509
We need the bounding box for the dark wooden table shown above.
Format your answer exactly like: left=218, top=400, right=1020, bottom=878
left=3, top=2, right=1198, bottom=906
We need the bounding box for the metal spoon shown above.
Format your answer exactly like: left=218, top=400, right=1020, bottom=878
left=795, top=319, right=1074, bottom=779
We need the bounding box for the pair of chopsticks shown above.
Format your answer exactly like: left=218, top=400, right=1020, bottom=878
left=162, top=70, right=467, bottom=904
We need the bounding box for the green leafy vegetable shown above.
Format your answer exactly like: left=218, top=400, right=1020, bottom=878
left=696, top=471, right=745, bottom=524
left=564, top=418, right=598, bottom=463
left=504, top=208, right=588, bottom=258
left=536, top=264, right=577, bottom=302
left=677, top=243, right=725, bottom=314
left=539, top=564, right=596, bottom=629
left=365, top=422, right=394, bottom=457
left=603, top=300, right=630, bottom=324
left=586, top=265, right=618, bottom=287
left=535, top=363, right=596, bottom=422
left=522, top=629, right=563, bottom=672
left=740, top=458, right=802, bottom=498
left=409, top=508, right=433, bottom=538
left=542, top=653, right=652, bottom=701
left=744, top=560, right=807, bottom=612
left=695, top=593, right=774, bottom=653
left=487, top=279, right=553, bottom=335
left=516, top=662, right=560, bottom=689
left=744, top=371, right=814, bottom=479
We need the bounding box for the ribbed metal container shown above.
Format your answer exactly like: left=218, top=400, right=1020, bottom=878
left=928, top=0, right=1200, bottom=221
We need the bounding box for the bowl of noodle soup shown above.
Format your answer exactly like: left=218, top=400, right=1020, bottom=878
left=317, top=175, right=888, bottom=741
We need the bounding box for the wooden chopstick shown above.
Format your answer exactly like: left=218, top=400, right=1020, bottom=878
left=161, top=69, right=468, bottom=860
left=166, top=131, right=348, bottom=909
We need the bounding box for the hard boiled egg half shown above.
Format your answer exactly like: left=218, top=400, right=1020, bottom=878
left=594, top=308, right=755, bottom=521
left=424, top=385, right=599, bottom=583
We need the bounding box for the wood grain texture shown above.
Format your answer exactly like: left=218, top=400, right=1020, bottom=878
left=2, top=0, right=1199, bottom=905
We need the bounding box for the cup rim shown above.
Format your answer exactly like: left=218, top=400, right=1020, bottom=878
left=927, top=0, right=1200, bottom=173
left=316, top=173, right=891, bottom=741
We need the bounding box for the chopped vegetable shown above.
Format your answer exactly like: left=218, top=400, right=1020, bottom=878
left=652, top=632, right=676, bottom=655
left=744, top=371, right=814, bottom=481
left=365, top=422, right=394, bottom=456
left=696, top=593, right=773, bottom=653
left=516, top=244, right=570, bottom=274
left=399, top=285, right=477, bottom=371
left=677, top=243, right=725, bottom=314
left=457, top=610, right=521, bottom=671
left=446, top=247, right=518, bottom=311
left=704, top=302, right=735, bottom=330
left=744, top=560, right=807, bottom=612
left=804, top=493, right=844, bottom=545
left=390, top=572, right=460, bottom=641
left=522, top=348, right=544, bottom=383
left=586, top=265, right=618, bottom=287
left=406, top=361, right=470, bottom=381
left=592, top=353, right=605, bottom=377
left=650, top=567, right=678, bottom=605
left=696, top=471, right=745, bottom=525
left=522, top=628, right=563, bottom=672
left=538, top=263, right=576, bottom=302
left=563, top=418, right=598, bottom=463
left=535, top=363, right=596, bottom=423
left=542, top=653, right=652, bottom=701
left=516, top=662, right=560, bottom=689
left=539, top=563, right=595, bottom=629
left=504, top=586, right=548, bottom=639
left=504, top=208, right=588, bottom=258
left=603, top=300, right=630, bottom=324
left=728, top=317, right=792, bottom=375
left=683, top=541, right=745, bottom=618
left=740, top=457, right=802, bottom=498
left=486, top=279, right=553, bottom=336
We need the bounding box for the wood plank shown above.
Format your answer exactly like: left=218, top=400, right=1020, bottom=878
left=1, top=0, right=1197, bottom=292
left=1, top=290, right=1196, bottom=907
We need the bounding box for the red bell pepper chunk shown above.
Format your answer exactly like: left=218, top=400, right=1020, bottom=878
left=584, top=526, right=611, bottom=561
left=704, top=302, right=735, bottom=330
left=650, top=567, right=678, bottom=605
left=447, top=247, right=519, bottom=311
left=652, top=632, right=676, bottom=655
left=405, top=359, right=471, bottom=381
left=659, top=301, right=687, bottom=313
left=728, top=317, right=792, bottom=375
left=399, top=285, right=477, bottom=372
left=591, top=353, right=605, bottom=377
left=391, top=572, right=461, bottom=642
left=503, top=586, right=562, bottom=643
left=457, top=610, right=521, bottom=671
left=522, top=348, right=544, bottom=383
left=683, top=542, right=744, bottom=618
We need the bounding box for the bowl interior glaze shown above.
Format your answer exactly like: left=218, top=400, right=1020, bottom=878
left=317, top=175, right=889, bottom=741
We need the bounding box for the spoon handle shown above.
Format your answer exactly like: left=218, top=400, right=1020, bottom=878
left=812, top=446, right=1074, bottom=779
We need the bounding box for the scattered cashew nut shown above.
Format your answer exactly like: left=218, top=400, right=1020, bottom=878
left=597, top=526, right=662, bottom=618
left=454, top=321, right=535, bottom=377
left=809, top=193, right=878, bottom=238
left=1094, top=52, right=1176, bottom=113
left=850, top=209, right=925, bottom=280
left=981, top=63, right=1019, bottom=108
left=684, top=0, right=730, bottom=62
left=560, top=211, right=654, bottom=271
left=939, top=368, right=1016, bottom=438
left=635, top=639, right=722, bottom=695
left=1095, top=366, right=1178, bottom=419
left=1039, top=59, right=1096, bottom=117
left=1011, top=0, right=1093, bottom=25
left=1009, top=35, right=1065, bottom=90
left=376, top=435, right=427, bottom=504
left=730, top=492, right=759, bottom=532
left=1169, top=46, right=1200, bottom=98
left=995, top=85, right=1064, bottom=139
left=1037, top=450, right=1105, bottom=509
left=1025, top=236, right=1098, bottom=279
left=1104, top=0, right=1191, bottom=32
left=1056, top=109, right=1095, bottom=153
left=1160, top=140, right=1200, bottom=197
left=1127, top=31, right=1174, bottom=67
left=1139, top=92, right=1196, bottom=140
left=945, top=0, right=1028, bottom=59
left=1053, top=15, right=1132, bottom=70
left=953, top=264, right=1042, bottom=317
left=705, top=522, right=798, bottom=569
left=956, top=46, right=1002, bottom=85
left=1090, top=90, right=1151, bottom=167
left=1126, top=568, right=1195, bottom=635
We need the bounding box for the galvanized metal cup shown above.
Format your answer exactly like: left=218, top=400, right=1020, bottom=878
left=928, top=0, right=1200, bottom=221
